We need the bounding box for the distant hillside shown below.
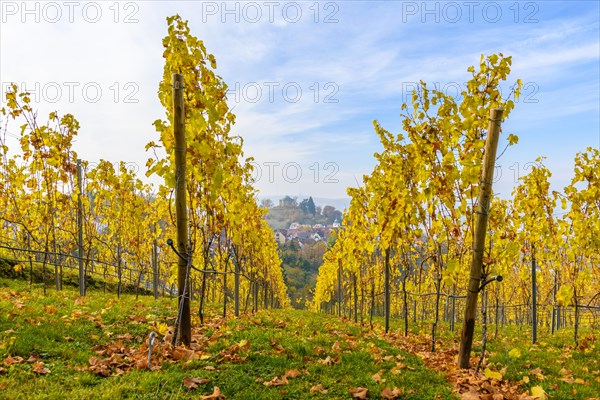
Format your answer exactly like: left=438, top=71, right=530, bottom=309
left=260, top=195, right=342, bottom=308
left=261, top=196, right=343, bottom=231
left=258, top=195, right=350, bottom=214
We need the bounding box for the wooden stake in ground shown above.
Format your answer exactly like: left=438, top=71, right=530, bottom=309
left=384, top=248, right=390, bottom=333
left=173, top=73, right=191, bottom=346
left=457, top=108, right=503, bottom=369
left=337, top=258, right=343, bottom=317
left=77, top=159, right=85, bottom=297
left=234, top=253, right=240, bottom=317
left=152, top=239, right=159, bottom=299
left=531, top=243, right=537, bottom=344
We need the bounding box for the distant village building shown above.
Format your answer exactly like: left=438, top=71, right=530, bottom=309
left=275, top=222, right=334, bottom=247
left=295, top=231, right=313, bottom=241
left=274, top=230, right=286, bottom=245
left=332, top=219, right=341, bottom=229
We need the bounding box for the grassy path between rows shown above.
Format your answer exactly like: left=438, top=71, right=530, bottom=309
left=1, top=278, right=598, bottom=399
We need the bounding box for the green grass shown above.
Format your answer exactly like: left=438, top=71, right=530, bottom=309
left=374, top=314, right=599, bottom=400
left=3, top=278, right=597, bottom=399
left=0, top=278, right=455, bottom=399
left=482, top=325, right=600, bottom=400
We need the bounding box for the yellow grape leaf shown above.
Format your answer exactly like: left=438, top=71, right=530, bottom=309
left=157, top=323, right=169, bottom=335
left=483, top=368, right=502, bottom=380
left=557, top=286, right=573, bottom=306
left=530, top=386, right=547, bottom=400
left=561, top=197, right=567, bottom=210
left=508, top=348, right=521, bottom=358
left=446, top=258, right=459, bottom=273
left=522, top=376, right=530, bottom=384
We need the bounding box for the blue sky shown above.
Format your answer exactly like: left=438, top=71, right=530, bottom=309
left=1, top=1, right=598, bottom=207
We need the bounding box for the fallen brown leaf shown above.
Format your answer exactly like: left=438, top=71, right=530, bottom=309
left=460, top=392, right=481, bottom=400
left=3, top=355, right=24, bottom=366
left=332, top=341, right=342, bottom=352
left=380, top=386, right=402, bottom=399
left=349, top=386, right=369, bottom=399
left=183, top=376, right=210, bottom=389
left=372, top=370, right=385, bottom=383
left=310, top=384, right=328, bottom=394
left=32, top=362, right=51, bottom=375
left=201, top=386, right=225, bottom=399
left=317, top=355, right=340, bottom=365
left=264, top=376, right=289, bottom=387
left=284, top=369, right=301, bottom=379
left=26, top=354, right=40, bottom=363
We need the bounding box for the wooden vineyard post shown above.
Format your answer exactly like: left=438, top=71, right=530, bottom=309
left=77, top=159, right=85, bottom=297
left=152, top=239, right=159, bottom=299
left=531, top=244, right=537, bottom=343
left=458, top=108, right=504, bottom=369
left=234, top=254, right=240, bottom=317
left=173, top=73, right=191, bottom=346
left=384, top=248, right=390, bottom=333
left=337, top=259, right=343, bottom=317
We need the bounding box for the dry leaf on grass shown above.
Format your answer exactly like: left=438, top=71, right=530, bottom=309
left=32, top=362, right=51, bottom=375
left=372, top=370, right=385, bottom=383
left=380, top=386, right=403, bottom=399
left=349, top=386, right=369, bottom=399
left=26, top=354, right=40, bottom=363
left=183, top=376, right=210, bottom=389
left=530, top=368, right=545, bottom=381
left=3, top=355, right=24, bottom=366
left=263, top=376, right=289, bottom=387
left=459, top=392, right=481, bottom=400
left=317, top=355, right=340, bottom=365
left=284, top=369, right=301, bottom=379
left=201, top=386, right=226, bottom=399
left=332, top=341, right=342, bottom=352
left=310, top=384, right=328, bottom=394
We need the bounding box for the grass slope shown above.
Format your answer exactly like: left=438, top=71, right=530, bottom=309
left=2, top=278, right=598, bottom=399
left=0, top=279, right=454, bottom=399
